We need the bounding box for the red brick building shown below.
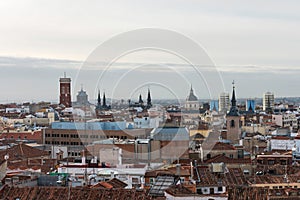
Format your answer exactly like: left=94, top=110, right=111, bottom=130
left=0, top=130, right=43, bottom=144
left=59, top=74, right=72, bottom=107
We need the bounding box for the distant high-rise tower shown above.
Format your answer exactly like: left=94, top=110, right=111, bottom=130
left=210, top=100, right=219, bottom=111
left=59, top=73, right=72, bottom=107
left=246, top=99, right=256, bottom=112
left=263, top=92, right=274, bottom=112
left=218, top=92, right=230, bottom=113
left=226, top=82, right=241, bottom=144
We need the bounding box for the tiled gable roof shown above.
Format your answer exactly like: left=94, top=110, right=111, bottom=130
left=212, top=142, right=236, bottom=151
left=204, top=154, right=251, bottom=164
left=0, top=143, right=49, bottom=162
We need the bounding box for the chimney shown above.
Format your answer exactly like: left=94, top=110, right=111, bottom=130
left=190, top=161, right=194, bottom=180
left=127, top=174, right=132, bottom=188
left=110, top=171, right=114, bottom=179
left=82, top=150, right=86, bottom=165
left=176, top=164, right=181, bottom=176
left=200, top=144, right=204, bottom=163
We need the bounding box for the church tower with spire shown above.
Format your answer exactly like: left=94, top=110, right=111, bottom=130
left=102, top=92, right=107, bottom=107
left=95, top=90, right=111, bottom=117
left=226, top=81, right=241, bottom=144
left=185, top=85, right=199, bottom=111
left=97, top=90, right=101, bottom=107
left=146, top=88, right=152, bottom=109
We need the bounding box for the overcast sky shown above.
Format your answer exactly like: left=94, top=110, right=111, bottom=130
left=0, top=0, right=299, bottom=103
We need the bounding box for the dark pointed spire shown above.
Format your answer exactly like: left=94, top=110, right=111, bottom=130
left=231, top=81, right=236, bottom=107
left=97, top=90, right=101, bottom=106
left=103, top=92, right=106, bottom=107
left=139, top=94, right=143, bottom=104
left=187, top=84, right=198, bottom=101
left=147, top=88, right=152, bottom=108
left=227, top=81, right=239, bottom=116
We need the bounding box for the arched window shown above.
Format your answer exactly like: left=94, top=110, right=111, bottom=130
left=230, top=120, right=235, bottom=127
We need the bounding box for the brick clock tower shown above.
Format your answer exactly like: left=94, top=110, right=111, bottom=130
left=226, top=82, right=241, bottom=144
left=59, top=73, right=72, bottom=107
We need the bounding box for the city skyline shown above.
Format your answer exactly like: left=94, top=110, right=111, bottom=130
left=0, top=59, right=299, bottom=103
left=1, top=1, right=300, bottom=198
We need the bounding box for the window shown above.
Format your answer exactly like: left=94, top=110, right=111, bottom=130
left=230, top=120, right=235, bottom=127
left=149, top=178, right=155, bottom=185
left=218, top=187, right=223, bottom=192
left=280, top=160, right=287, bottom=165
left=196, top=188, right=203, bottom=194
left=132, top=177, right=139, bottom=184
left=268, top=160, right=275, bottom=165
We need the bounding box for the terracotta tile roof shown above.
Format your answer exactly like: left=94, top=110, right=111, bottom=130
left=195, top=167, right=248, bottom=187
left=227, top=187, right=269, bottom=199
left=95, top=182, right=113, bottom=189
left=145, top=166, right=191, bottom=177
left=106, top=178, right=127, bottom=188
left=271, top=136, right=291, bottom=140
left=145, top=170, right=173, bottom=177
left=212, top=142, right=236, bottom=150
left=0, top=186, right=151, bottom=200
left=0, top=143, right=49, bottom=162
left=294, top=135, right=300, bottom=139
left=90, top=182, right=106, bottom=188
left=165, top=184, right=229, bottom=198
left=204, top=154, right=251, bottom=164
left=248, top=174, right=300, bottom=185
left=165, top=184, right=193, bottom=195
left=91, top=178, right=127, bottom=189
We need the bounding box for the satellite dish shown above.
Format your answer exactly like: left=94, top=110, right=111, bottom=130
left=4, top=154, right=9, bottom=160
